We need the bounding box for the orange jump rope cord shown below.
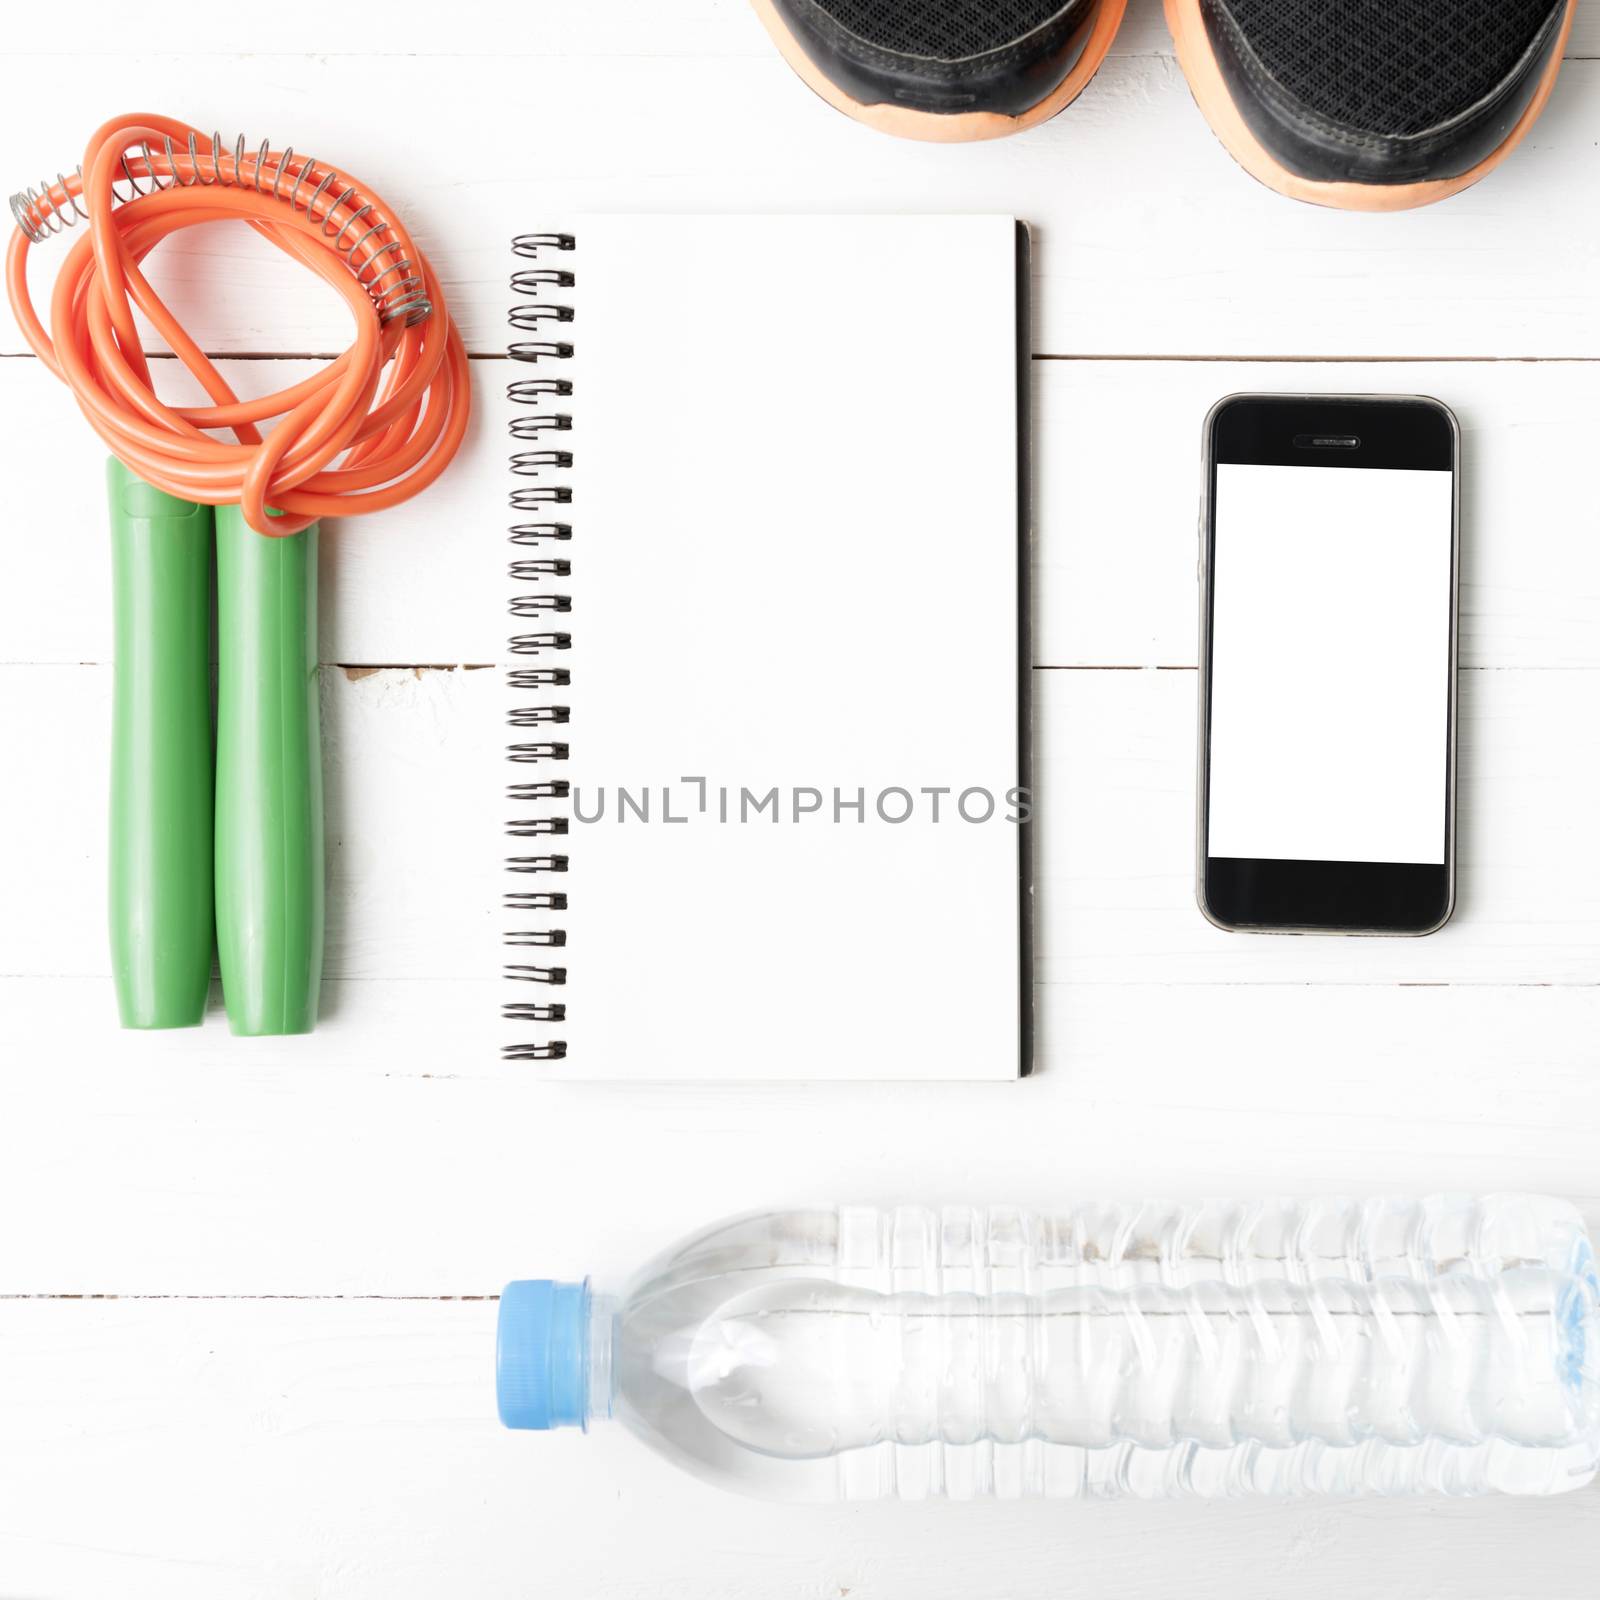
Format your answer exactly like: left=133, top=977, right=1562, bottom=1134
left=6, top=113, right=469, bottom=535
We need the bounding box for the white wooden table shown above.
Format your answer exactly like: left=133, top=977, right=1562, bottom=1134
left=3, top=2, right=1598, bottom=1594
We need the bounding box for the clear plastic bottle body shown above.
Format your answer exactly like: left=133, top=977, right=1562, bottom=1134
left=508, top=1196, right=1600, bottom=1501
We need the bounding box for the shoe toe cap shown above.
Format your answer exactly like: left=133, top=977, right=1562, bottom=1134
left=1199, top=0, right=1569, bottom=186
left=768, top=0, right=1098, bottom=120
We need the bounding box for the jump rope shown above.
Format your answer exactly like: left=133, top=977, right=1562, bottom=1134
left=7, top=114, right=470, bottom=1035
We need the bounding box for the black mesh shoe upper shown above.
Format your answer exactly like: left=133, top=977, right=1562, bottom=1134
left=1200, top=0, right=1568, bottom=185
left=811, top=0, right=1079, bottom=61
left=767, top=0, right=1097, bottom=119
left=1220, top=0, right=1560, bottom=137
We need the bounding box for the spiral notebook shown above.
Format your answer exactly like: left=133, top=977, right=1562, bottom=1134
left=498, top=214, right=1030, bottom=1080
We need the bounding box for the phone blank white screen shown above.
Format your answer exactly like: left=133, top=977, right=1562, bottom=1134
left=1207, top=462, right=1452, bottom=866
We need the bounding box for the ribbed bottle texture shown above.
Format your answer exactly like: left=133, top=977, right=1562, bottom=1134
left=501, top=1196, right=1600, bottom=1501
left=691, top=1271, right=1584, bottom=1459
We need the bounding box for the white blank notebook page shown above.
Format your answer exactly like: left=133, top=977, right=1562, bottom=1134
left=502, top=214, right=1023, bottom=1080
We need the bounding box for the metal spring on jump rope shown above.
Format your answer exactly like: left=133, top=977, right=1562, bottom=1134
left=9, top=132, right=431, bottom=326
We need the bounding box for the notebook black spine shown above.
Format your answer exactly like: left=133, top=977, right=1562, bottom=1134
left=503, top=233, right=578, bottom=1063
left=1014, top=219, right=1034, bottom=1080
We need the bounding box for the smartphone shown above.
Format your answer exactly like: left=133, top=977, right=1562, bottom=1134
left=1197, top=393, right=1459, bottom=936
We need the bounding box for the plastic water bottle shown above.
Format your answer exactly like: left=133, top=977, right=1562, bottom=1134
left=497, top=1195, right=1600, bottom=1500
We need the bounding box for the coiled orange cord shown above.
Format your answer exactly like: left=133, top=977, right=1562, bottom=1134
left=6, top=113, right=468, bottom=535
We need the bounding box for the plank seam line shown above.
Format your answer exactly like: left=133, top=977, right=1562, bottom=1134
left=3, top=352, right=1599, bottom=365
left=3, top=663, right=1591, bottom=673
left=0, top=1292, right=501, bottom=1301
left=3, top=976, right=1595, bottom=987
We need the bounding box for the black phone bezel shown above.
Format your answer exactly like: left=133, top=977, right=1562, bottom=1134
left=1197, top=393, right=1459, bottom=937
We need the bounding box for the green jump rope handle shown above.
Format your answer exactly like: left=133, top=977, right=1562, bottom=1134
left=107, top=460, right=215, bottom=1029
left=214, top=504, right=324, bottom=1036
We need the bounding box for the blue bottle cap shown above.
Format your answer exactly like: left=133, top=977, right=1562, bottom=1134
left=497, top=1279, right=591, bottom=1430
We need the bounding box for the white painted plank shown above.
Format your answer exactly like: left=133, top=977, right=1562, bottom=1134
left=0, top=663, right=497, bottom=985
left=9, top=0, right=1598, bottom=60
left=3, top=52, right=1596, bottom=358
left=5, top=358, right=1599, bottom=671
left=1, top=976, right=1597, bottom=1295
left=3, top=663, right=1592, bottom=989
left=1038, top=358, right=1600, bottom=669
left=1033, top=664, right=1600, bottom=983
left=3, top=1293, right=1600, bottom=1600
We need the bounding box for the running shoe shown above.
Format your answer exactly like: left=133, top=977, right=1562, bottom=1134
left=1165, top=0, right=1576, bottom=209
left=752, top=0, right=1130, bottom=141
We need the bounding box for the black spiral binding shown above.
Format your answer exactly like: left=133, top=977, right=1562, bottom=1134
left=504, top=233, right=576, bottom=1063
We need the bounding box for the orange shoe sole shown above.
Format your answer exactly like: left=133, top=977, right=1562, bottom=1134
left=1164, top=0, right=1576, bottom=211
left=750, top=0, right=1131, bottom=143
